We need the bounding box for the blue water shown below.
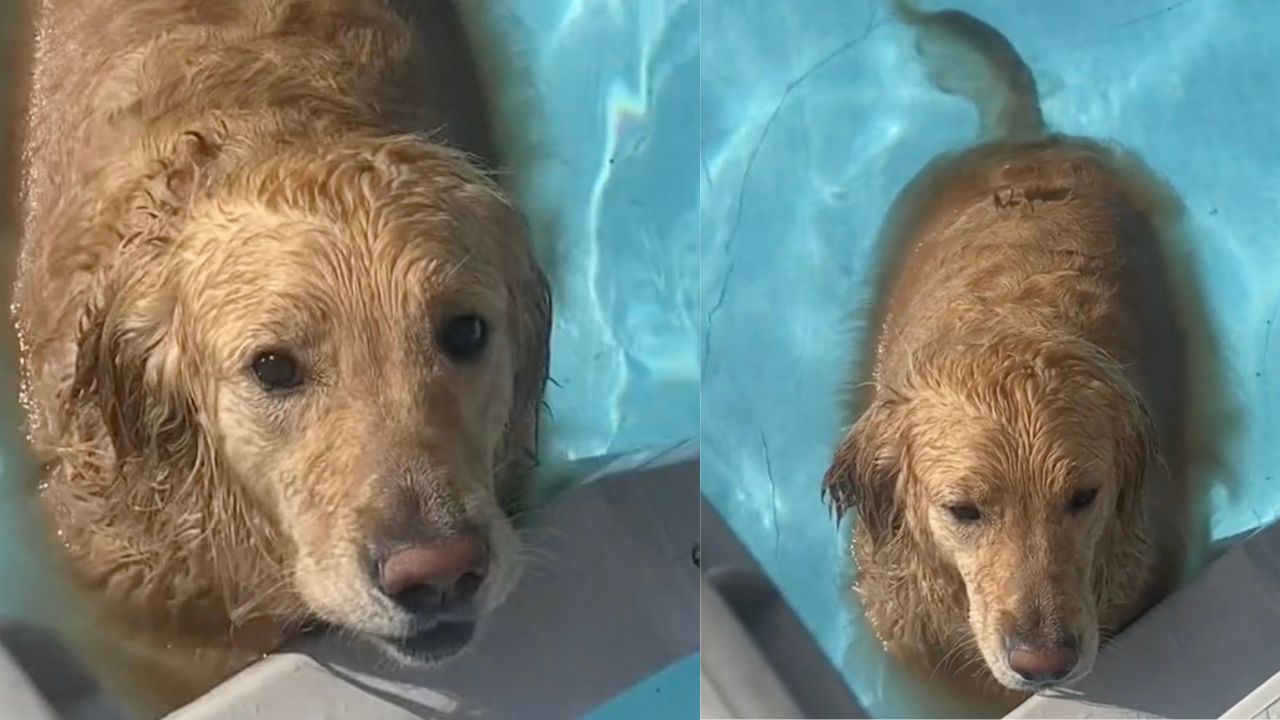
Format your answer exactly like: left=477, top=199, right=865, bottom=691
left=461, top=1, right=699, bottom=476
left=0, top=0, right=50, bottom=626
left=585, top=653, right=700, bottom=720
left=701, top=0, right=1280, bottom=716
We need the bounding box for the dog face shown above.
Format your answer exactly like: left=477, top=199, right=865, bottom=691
left=825, top=343, right=1157, bottom=691
left=74, top=135, right=550, bottom=663
left=905, top=385, right=1117, bottom=691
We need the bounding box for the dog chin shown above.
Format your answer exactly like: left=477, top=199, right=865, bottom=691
left=374, top=620, right=478, bottom=665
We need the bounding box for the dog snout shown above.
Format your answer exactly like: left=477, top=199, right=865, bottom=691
left=377, top=533, right=489, bottom=618
left=1005, top=634, right=1080, bottom=684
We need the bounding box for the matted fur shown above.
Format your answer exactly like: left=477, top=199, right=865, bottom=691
left=15, top=0, right=549, bottom=712
left=823, top=1, right=1184, bottom=707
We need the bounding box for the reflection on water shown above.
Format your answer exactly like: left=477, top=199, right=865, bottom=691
left=461, top=1, right=699, bottom=479
left=702, top=0, right=1280, bottom=716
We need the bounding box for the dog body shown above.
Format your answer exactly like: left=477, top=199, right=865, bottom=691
left=824, top=1, right=1184, bottom=702
left=16, top=0, right=549, bottom=711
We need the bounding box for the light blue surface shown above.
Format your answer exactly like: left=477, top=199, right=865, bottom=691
left=462, top=0, right=699, bottom=474
left=702, top=0, right=1280, bottom=717
left=586, top=653, right=700, bottom=720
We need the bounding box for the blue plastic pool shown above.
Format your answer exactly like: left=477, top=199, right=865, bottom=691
left=701, top=0, right=1280, bottom=716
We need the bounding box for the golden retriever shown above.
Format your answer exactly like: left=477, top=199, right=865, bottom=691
left=822, top=0, right=1185, bottom=704
left=13, top=0, right=549, bottom=712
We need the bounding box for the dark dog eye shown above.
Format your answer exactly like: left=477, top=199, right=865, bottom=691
left=946, top=503, right=981, bottom=523
left=439, top=315, right=488, bottom=361
left=1069, top=487, right=1099, bottom=513
left=250, top=350, right=304, bottom=392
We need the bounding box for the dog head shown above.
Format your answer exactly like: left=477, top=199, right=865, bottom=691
left=824, top=338, right=1159, bottom=691
left=73, top=131, right=550, bottom=663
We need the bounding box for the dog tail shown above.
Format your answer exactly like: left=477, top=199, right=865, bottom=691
left=889, top=0, right=1046, bottom=140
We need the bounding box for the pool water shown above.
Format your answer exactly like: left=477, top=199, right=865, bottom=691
left=459, top=0, right=699, bottom=480
left=701, top=0, right=1280, bottom=716
left=585, top=654, right=701, bottom=720
left=0, top=0, right=56, bottom=627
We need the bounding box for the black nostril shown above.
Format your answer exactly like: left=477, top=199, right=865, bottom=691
left=451, top=571, right=485, bottom=605
left=377, top=534, right=489, bottom=608
left=389, top=572, right=485, bottom=617
left=391, top=584, right=445, bottom=615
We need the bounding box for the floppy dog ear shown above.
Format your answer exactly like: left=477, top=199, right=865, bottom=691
left=70, top=127, right=224, bottom=474
left=462, top=186, right=551, bottom=508
left=509, top=254, right=551, bottom=467
left=1108, top=376, right=1162, bottom=527
left=72, top=244, right=205, bottom=471
left=822, top=398, right=907, bottom=545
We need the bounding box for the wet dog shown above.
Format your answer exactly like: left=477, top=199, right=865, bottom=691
left=823, top=0, right=1187, bottom=703
left=15, top=0, right=549, bottom=712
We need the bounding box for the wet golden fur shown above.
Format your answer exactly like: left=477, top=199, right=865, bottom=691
left=824, top=140, right=1184, bottom=704
left=823, top=1, right=1183, bottom=706
left=14, top=0, right=549, bottom=712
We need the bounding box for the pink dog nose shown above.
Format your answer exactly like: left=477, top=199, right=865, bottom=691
left=379, top=534, right=488, bottom=611
left=1007, top=642, right=1079, bottom=683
